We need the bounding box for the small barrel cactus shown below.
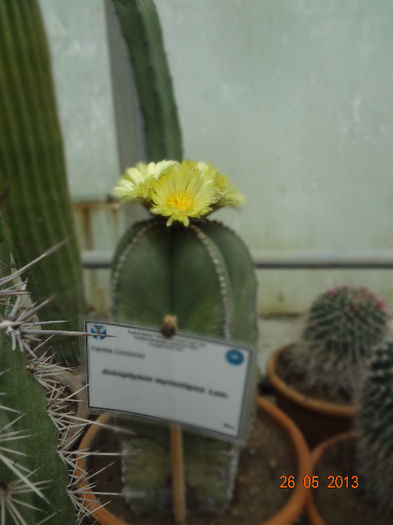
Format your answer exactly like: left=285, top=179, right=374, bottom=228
left=286, top=286, right=388, bottom=398
left=355, top=340, right=393, bottom=519
left=111, top=160, right=258, bottom=514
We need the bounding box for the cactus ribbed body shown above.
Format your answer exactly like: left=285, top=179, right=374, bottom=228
left=112, top=0, right=183, bottom=162
left=303, top=287, right=386, bottom=354
left=0, top=332, right=74, bottom=524
left=0, top=0, right=85, bottom=366
left=0, top=241, right=74, bottom=524
left=286, top=286, right=387, bottom=398
left=111, top=219, right=258, bottom=514
left=355, top=341, right=393, bottom=519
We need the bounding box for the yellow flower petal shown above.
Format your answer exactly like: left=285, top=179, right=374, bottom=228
left=181, top=159, right=246, bottom=209
left=113, top=160, right=178, bottom=202
left=150, top=164, right=217, bottom=226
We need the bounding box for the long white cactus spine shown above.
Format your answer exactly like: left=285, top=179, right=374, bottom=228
left=0, top=246, right=125, bottom=524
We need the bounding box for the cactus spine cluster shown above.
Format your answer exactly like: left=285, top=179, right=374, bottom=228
left=0, top=0, right=86, bottom=366
left=111, top=219, right=258, bottom=514
left=355, top=341, right=393, bottom=519
left=0, top=243, right=104, bottom=524
left=286, top=286, right=388, bottom=398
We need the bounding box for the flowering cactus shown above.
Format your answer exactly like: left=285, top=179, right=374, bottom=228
left=286, top=286, right=388, bottom=398
left=111, top=160, right=258, bottom=514
left=355, top=340, right=393, bottom=518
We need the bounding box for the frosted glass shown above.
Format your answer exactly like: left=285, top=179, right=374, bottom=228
left=156, top=0, right=393, bottom=313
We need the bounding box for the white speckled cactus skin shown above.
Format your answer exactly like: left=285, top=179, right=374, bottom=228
left=111, top=219, right=258, bottom=514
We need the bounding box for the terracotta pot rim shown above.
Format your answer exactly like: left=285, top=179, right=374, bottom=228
left=258, top=397, right=312, bottom=525
left=267, top=345, right=358, bottom=418
left=306, top=432, right=355, bottom=525
left=76, top=397, right=311, bottom=525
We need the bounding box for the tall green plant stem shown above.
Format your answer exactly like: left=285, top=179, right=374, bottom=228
left=0, top=0, right=86, bottom=365
left=112, top=0, right=183, bottom=162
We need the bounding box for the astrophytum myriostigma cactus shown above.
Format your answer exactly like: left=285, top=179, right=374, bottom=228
left=111, top=160, right=258, bottom=514
left=286, top=286, right=388, bottom=399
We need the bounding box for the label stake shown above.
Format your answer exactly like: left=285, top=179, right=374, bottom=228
left=161, top=315, right=187, bottom=524
left=170, top=423, right=187, bottom=524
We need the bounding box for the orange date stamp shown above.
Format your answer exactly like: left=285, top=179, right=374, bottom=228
left=280, top=475, right=359, bottom=489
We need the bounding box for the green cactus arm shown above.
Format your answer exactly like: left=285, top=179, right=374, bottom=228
left=111, top=0, right=183, bottom=161
left=0, top=0, right=85, bottom=366
left=0, top=248, right=74, bottom=524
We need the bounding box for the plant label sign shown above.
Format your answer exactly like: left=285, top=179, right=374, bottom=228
left=85, top=321, right=256, bottom=443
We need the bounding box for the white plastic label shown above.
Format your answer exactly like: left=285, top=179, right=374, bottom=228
left=85, top=321, right=254, bottom=441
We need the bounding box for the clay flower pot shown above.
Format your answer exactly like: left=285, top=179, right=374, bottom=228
left=306, top=432, right=392, bottom=525
left=267, top=345, right=358, bottom=448
left=306, top=432, right=353, bottom=525
left=76, top=397, right=312, bottom=525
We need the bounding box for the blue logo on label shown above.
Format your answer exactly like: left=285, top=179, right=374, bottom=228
left=226, top=349, right=244, bottom=366
left=90, top=324, right=107, bottom=340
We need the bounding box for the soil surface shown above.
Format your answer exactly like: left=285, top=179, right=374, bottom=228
left=276, top=346, right=351, bottom=405
left=84, top=407, right=297, bottom=524
left=312, top=436, right=391, bottom=525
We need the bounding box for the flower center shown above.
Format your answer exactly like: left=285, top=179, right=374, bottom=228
left=167, top=192, right=193, bottom=211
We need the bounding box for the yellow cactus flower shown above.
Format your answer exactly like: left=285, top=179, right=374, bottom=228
left=216, top=180, right=247, bottom=207
left=150, top=163, right=218, bottom=226
left=113, top=160, right=177, bottom=202
left=113, top=158, right=246, bottom=226
left=182, top=160, right=246, bottom=208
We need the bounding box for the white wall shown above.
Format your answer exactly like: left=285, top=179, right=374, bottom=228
left=39, top=0, right=121, bottom=200
left=156, top=0, right=393, bottom=314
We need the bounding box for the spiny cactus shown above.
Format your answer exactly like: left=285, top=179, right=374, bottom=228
left=0, top=244, right=115, bottom=524
left=355, top=340, right=393, bottom=519
left=111, top=160, right=258, bottom=514
left=0, top=323, right=75, bottom=524
left=286, top=286, right=388, bottom=398
left=112, top=0, right=183, bottom=162
left=0, top=0, right=86, bottom=366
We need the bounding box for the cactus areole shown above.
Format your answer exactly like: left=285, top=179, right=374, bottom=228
left=111, top=160, right=258, bottom=514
